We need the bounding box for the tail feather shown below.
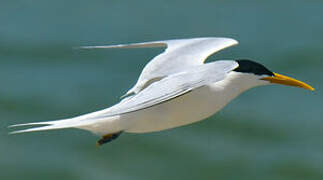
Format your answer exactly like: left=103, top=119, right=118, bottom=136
left=9, top=118, right=88, bottom=134
left=8, top=120, right=61, bottom=128
left=9, top=108, right=120, bottom=135
left=10, top=124, right=67, bottom=134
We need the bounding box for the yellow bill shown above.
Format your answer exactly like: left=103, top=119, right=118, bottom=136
left=261, top=73, right=314, bottom=91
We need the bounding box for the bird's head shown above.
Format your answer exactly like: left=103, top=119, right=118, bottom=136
left=233, top=59, right=314, bottom=91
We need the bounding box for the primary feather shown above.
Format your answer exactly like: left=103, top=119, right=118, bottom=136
left=81, top=37, right=238, bottom=96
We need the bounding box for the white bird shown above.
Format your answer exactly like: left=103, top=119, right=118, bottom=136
left=9, top=37, right=314, bottom=145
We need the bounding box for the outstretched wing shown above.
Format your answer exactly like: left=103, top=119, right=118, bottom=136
left=81, top=37, right=238, bottom=96
left=96, top=61, right=238, bottom=117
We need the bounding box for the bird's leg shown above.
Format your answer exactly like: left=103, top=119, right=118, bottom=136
left=96, top=131, right=123, bottom=146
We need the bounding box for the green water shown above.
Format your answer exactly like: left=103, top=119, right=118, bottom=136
left=1, top=0, right=323, bottom=179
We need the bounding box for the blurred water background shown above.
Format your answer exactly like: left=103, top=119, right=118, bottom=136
left=1, top=0, right=323, bottom=179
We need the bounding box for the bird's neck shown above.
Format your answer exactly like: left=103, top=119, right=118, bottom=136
left=228, top=71, right=268, bottom=91
left=211, top=71, right=268, bottom=102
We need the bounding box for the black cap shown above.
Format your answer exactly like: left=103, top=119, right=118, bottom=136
left=233, top=59, right=274, bottom=76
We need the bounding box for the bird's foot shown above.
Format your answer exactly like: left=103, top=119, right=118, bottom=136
left=96, top=131, right=123, bottom=146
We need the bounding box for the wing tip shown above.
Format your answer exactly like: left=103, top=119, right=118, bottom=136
left=231, top=38, right=239, bottom=45
left=78, top=45, right=118, bottom=49
left=78, top=41, right=167, bottom=50
left=219, top=37, right=239, bottom=45
left=77, top=37, right=238, bottom=50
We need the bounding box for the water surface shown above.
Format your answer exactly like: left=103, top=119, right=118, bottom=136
left=1, top=0, right=323, bottom=179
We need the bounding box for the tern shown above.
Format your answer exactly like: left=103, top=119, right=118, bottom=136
left=9, top=37, right=314, bottom=145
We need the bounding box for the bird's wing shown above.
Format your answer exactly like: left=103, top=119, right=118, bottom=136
left=9, top=61, right=238, bottom=135
left=81, top=37, right=238, bottom=95
left=96, top=61, right=239, bottom=117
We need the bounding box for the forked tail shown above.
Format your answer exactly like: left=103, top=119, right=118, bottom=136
left=8, top=117, right=93, bottom=134
left=9, top=115, right=124, bottom=145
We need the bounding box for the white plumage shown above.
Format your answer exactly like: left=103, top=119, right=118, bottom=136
left=10, top=37, right=242, bottom=135
left=10, top=37, right=312, bottom=144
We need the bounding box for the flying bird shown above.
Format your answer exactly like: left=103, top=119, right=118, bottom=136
left=9, top=37, right=314, bottom=146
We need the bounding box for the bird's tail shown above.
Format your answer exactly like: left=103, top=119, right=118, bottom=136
left=8, top=108, right=119, bottom=135
left=8, top=117, right=93, bottom=134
